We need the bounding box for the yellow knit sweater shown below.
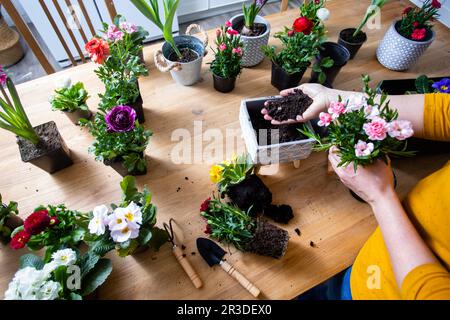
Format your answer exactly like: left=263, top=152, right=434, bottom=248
left=350, top=93, right=450, bottom=300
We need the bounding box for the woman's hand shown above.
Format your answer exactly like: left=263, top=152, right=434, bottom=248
left=261, top=83, right=333, bottom=125
left=328, top=146, right=395, bottom=206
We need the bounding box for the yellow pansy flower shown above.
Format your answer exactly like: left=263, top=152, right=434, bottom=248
left=210, top=165, right=223, bottom=183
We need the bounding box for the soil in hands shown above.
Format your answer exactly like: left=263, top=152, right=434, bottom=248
left=245, top=221, right=289, bottom=259
left=263, top=204, right=294, bottom=224
left=226, top=174, right=272, bottom=215
left=235, top=21, right=267, bottom=37
left=169, top=48, right=199, bottom=63
left=265, top=89, right=313, bottom=122
left=340, top=29, right=367, bottom=43
left=17, top=121, right=63, bottom=162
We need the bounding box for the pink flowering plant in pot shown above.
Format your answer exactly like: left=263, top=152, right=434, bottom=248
left=300, top=75, right=416, bottom=171
left=209, top=21, right=244, bottom=93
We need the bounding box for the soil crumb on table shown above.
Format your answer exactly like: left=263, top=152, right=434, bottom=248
left=294, top=228, right=301, bottom=236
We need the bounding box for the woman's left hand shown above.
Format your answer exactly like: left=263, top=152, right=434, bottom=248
left=328, top=146, right=395, bottom=206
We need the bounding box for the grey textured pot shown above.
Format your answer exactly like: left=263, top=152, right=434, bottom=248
left=230, top=14, right=270, bottom=67
left=376, top=21, right=435, bottom=71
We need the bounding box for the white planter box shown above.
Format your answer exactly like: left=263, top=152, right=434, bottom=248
left=240, top=97, right=316, bottom=165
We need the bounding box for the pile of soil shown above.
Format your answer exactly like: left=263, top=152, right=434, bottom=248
left=263, top=204, right=294, bottom=224
left=251, top=118, right=308, bottom=145
left=169, top=48, right=199, bottom=63
left=236, top=22, right=267, bottom=37
left=340, top=29, right=367, bottom=43
left=245, top=221, right=289, bottom=259
left=226, top=174, right=272, bottom=215
left=265, top=89, right=313, bottom=122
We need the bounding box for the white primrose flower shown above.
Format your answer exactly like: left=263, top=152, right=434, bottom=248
left=89, top=204, right=109, bottom=236
left=110, top=218, right=140, bottom=243
left=55, top=77, right=71, bottom=90
left=51, top=248, right=77, bottom=267
left=117, top=202, right=143, bottom=225
left=108, top=202, right=143, bottom=243
left=37, top=281, right=61, bottom=300
left=317, top=8, right=330, bottom=21
left=4, top=267, right=51, bottom=300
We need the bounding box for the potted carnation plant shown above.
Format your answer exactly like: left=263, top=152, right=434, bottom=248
left=338, top=0, right=387, bottom=59
left=131, top=0, right=208, bottom=86
left=5, top=249, right=112, bottom=300
left=209, top=22, right=244, bottom=93
left=200, top=197, right=289, bottom=259
left=85, top=176, right=168, bottom=257
left=81, top=105, right=152, bottom=176
left=100, top=15, right=149, bottom=62
left=300, top=75, right=415, bottom=200
left=85, top=34, right=148, bottom=123
left=49, top=78, right=92, bottom=125
left=263, top=21, right=322, bottom=91
left=9, top=205, right=86, bottom=262
left=0, top=195, right=22, bottom=245
left=376, top=0, right=441, bottom=71
left=230, top=0, right=270, bottom=67
left=0, top=74, right=73, bottom=173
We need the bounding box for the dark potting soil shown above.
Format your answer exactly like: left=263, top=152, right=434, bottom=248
left=236, top=21, right=267, bottom=37
left=169, top=48, right=199, bottom=63
left=265, top=89, right=313, bottom=122
left=263, top=204, right=294, bottom=224
left=226, top=174, right=272, bottom=215
left=251, top=119, right=308, bottom=145
left=245, top=221, right=289, bottom=259
left=17, top=121, right=64, bottom=162
left=340, top=29, right=367, bottom=43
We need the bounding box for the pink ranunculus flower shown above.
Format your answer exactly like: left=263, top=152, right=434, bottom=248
left=106, top=25, right=124, bottom=42
left=232, top=47, right=243, bottom=56
left=363, top=117, right=388, bottom=141
left=355, top=140, right=375, bottom=158
left=328, top=101, right=345, bottom=119
left=317, top=112, right=333, bottom=127
left=120, top=22, right=137, bottom=34
left=387, top=120, right=414, bottom=141
left=345, top=94, right=367, bottom=113
left=225, top=20, right=232, bottom=27
left=219, top=43, right=227, bottom=52
left=364, top=104, right=380, bottom=119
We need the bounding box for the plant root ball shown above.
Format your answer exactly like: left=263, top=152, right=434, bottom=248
left=263, top=204, right=294, bottom=224
left=245, top=221, right=289, bottom=259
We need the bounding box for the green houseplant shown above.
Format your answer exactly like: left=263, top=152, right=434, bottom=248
left=85, top=176, right=168, bottom=257
left=0, top=194, right=22, bottom=245
left=0, top=73, right=73, bottom=173
left=49, top=79, right=92, bottom=125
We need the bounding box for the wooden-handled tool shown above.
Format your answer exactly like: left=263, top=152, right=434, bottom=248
left=164, top=219, right=203, bottom=289
left=197, top=237, right=261, bottom=298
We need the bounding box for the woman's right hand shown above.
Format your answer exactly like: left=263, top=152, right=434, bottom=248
left=261, top=83, right=334, bottom=125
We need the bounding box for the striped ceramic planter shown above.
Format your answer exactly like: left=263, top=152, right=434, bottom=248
left=376, top=21, right=435, bottom=71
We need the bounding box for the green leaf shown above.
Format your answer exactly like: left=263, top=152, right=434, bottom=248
left=321, top=57, right=334, bottom=68
left=81, top=258, right=113, bottom=296
left=19, top=254, right=44, bottom=270
left=138, top=227, right=152, bottom=246
left=318, top=72, right=326, bottom=84
left=117, top=239, right=139, bottom=257
left=415, top=75, right=434, bottom=94
left=148, top=226, right=168, bottom=251
left=79, top=251, right=101, bottom=279
left=71, top=228, right=85, bottom=243
left=120, top=176, right=138, bottom=202
left=70, top=293, right=83, bottom=300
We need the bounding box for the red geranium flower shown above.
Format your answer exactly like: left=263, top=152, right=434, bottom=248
left=85, top=38, right=110, bottom=64
left=403, top=6, right=413, bottom=15
left=24, top=210, right=50, bottom=235
left=411, top=28, right=426, bottom=41
left=431, top=0, right=441, bottom=9
left=412, top=21, right=419, bottom=27
left=200, top=197, right=211, bottom=212
left=10, top=230, right=31, bottom=250
left=293, top=17, right=313, bottom=35
left=49, top=216, right=60, bottom=227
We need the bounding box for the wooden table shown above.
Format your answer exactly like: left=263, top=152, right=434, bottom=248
left=1, top=0, right=449, bottom=299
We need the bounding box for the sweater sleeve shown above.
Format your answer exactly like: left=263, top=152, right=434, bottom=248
left=401, top=263, right=450, bottom=300
left=423, top=93, right=450, bottom=141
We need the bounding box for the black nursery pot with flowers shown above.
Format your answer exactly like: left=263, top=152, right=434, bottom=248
left=271, top=62, right=306, bottom=91
left=213, top=74, right=237, bottom=93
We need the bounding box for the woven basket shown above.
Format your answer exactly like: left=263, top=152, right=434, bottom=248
left=0, top=17, right=24, bottom=66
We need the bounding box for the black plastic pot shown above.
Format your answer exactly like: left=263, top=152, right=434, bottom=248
left=271, top=62, right=306, bottom=91
left=63, top=108, right=92, bottom=125
left=311, top=42, right=350, bottom=87
left=0, top=211, right=23, bottom=245
left=350, top=171, right=397, bottom=203
left=17, top=121, right=73, bottom=174
left=338, top=28, right=367, bottom=59
left=213, top=74, right=236, bottom=93
left=104, top=152, right=147, bottom=177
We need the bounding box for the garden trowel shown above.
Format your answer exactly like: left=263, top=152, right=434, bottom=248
left=196, top=237, right=261, bottom=298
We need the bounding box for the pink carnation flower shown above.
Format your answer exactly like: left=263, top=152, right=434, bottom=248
left=120, top=22, right=137, bottom=34
left=355, top=140, right=374, bottom=158
left=345, top=95, right=366, bottom=113
left=364, top=105, right=380, bottom=119
left=219, top=43, right=227, bottom=52
left=363, top=117, right=388, bottom=141
left=317, top=112, right=333, bottom=127
left=225, top=20, right=232, bottom=27
left=387, top=120, right=414, bottom=140
left=232, top=47, right=243, bottom=56
left=106, top=25, right=124, bottom=42
left=328, top=101, right=345, bottom=118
